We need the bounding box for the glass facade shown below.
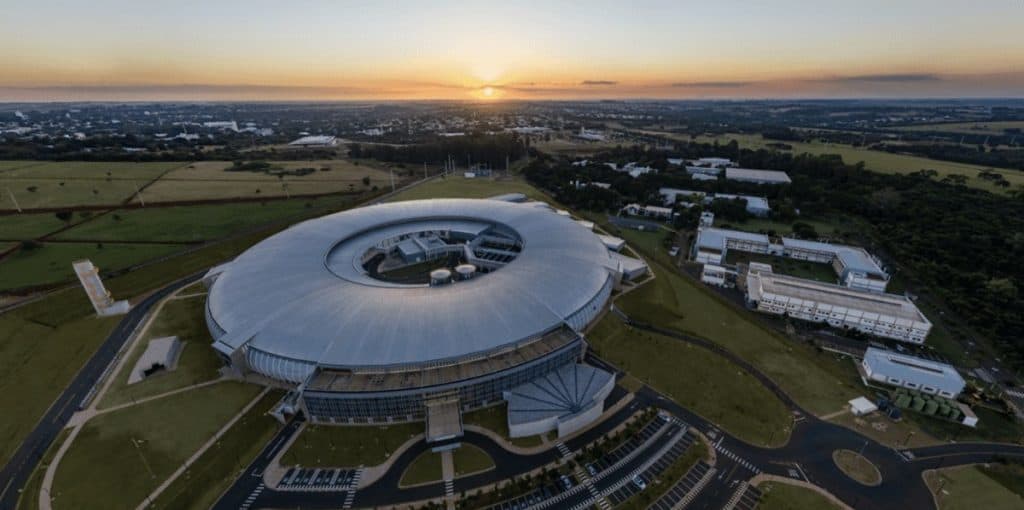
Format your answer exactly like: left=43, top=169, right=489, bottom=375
left=302, top=339, right=583, bottom=423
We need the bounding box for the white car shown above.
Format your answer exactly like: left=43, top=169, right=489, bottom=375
left=633, top=476, right=647, bottom=490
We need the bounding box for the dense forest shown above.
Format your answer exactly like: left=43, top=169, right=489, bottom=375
left=525, top=143, right=1024, bottom=368
left=348, top=134, right=528, bottom=169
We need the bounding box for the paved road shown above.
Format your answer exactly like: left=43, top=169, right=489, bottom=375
left=0, top=273, right=202, bottom=510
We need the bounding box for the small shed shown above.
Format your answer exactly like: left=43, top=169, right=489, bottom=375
left=849, top=396, right=878, bottom=416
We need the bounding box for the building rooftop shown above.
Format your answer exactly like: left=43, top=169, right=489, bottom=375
left=782, top=238, right=887, bottom=278
left=863, top=347, right=965, bottom=394
left=207, top=199, right=618, bottom=377
left=725, top=168, right=792, bottom=184
left=507, top=363, right=613, bottom=426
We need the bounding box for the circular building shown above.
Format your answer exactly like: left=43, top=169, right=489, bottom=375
left=204, top=198, right=631, bottom=426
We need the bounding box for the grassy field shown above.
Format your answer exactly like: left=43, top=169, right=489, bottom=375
left=611, top=227, right=862, bottom=416
left=757, top=482, right=843, bottom=510
left=386, top=175, right=550, bottom=202
left=148, top=390, right=285, bottom=510
left=98, top=295, right=221, bottom=409
left=54, top=197, right=354, bottom=242
left=453, top=444, right=494, bottom=477
left=0, top=241, right=184, bottom=291
left=979, top=462, right=1024, bottom=500
left=0, top=196, right=341, bottom=468
left=160, top=159, right=391, bottom=181
left=280, top=422, right=422, bottom=468
left=925, top=466, right=1024, bottom=510
left=724, top=251, right=837, bottom=284
left=588, top=317, right=793, bottom=447
left=689, top=133, right=1024, bottom=194
left=0, top=178, right=145, bottom=209
left=895, top=121, right=1024, bottom=135
left=462, top=404, right=546, bottom=448
left=533, top=137, right=622, bottom=156
left=0, top=161, right=182, bottom=180
left=135, top=179, right=373, bottom=203
left=832, top=449, right=881, bottom=486
left=51, top=381, right=262, bottom=510
left=399, top=451, right=443, bottom=486
left=0, top=213, right=75, bottom=240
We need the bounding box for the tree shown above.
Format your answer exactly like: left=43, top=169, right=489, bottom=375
left=55, top=210, right=73, bottom=222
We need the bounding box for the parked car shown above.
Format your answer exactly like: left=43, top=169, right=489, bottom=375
left=633, top=476, right=647, bottom=490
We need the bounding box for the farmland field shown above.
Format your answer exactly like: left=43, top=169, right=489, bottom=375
left=134, top=179, right=374, bottom=203
left=0, top=161, right=182, bottom=180
left=54, top=197, right=354, bottom=242
left=668, top=132, right=1024, bottom=194
left=0, top=178, right=144, bottom=209
left=895, top=121, right=1024, bottom=135
left=159, top=159, right=391, bottom=181
left=387, top=175, right=550, bottom=202
left=0, top=212, right=72, bottom=240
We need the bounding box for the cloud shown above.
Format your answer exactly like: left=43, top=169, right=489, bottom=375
left=671, top=80, right=753, bottom=88
left=580, top=80, right=618, bottom=86
left=819, top=73, right=943, bottom=83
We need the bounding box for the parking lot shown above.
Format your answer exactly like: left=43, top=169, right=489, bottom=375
left=586, top=415, right=667, bottom=475
left=647, top=460, right=714, bottom=510
left=604, top=426, right=693, bottom=506
left=277, top=467, right=359, bottom=491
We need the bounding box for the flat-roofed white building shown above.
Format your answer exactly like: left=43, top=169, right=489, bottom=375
left=713, top=193, right=771, bottom=217
left=692, top=227, right=774, bottom=265
left=725, top=168, right=792, bottom=185
left=745, top=269, right=931, bottom=343
left=691, top=157, right=735, bottom=168
left=861, top=347, right=964, bottom=397
left=685, top=166, right=723, bottom=176
left=289, top=135, right=337, bottom=147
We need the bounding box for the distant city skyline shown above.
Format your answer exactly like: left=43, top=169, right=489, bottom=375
left=2, top=0, right=1023, bottom=101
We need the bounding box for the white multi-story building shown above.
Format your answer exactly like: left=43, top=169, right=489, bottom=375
left=861, top=347, right=964, bottom=398
left=692, top=228, right=774, bottom=265
left=745, top=269, right=931, bottom=343
left=659, top=188, right=771, bottom=217
left=701, top=264, right=729, bottom=287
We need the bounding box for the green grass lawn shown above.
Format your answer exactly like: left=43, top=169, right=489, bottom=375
left=611, top=228, right=862, bottom=416
left=925, top=465, right=1024, bottom=510
left=54, top=197, right=352, bottom=242
left=98, top=295, right=222, bottom=409
left=399, top=451, right=443, bottom=486
left=0, top=161, right=182, bottom=180
left=147, top=390, right=285, bottom=510
left=51, top=381, right=262, bottom=510
left=979, top=461, right=1024, bottom=499
left=0, top=241, right=184, bottom=291
left=832, top=449, right=881, bottom=486
left=0, top=194, right=368, bottom=468
left=724, top=251, right=838, bottom=284
left=690, top=133, right=1024, bottom=194
left=0, top=213, right=72, bottom=240
left=588, top=317, right=793, bottom=447
left=615, top=439, right=709, bottom=510
left=462, top=404, right=546, bottom=448
left=280, top=422, right=422, bottom=468
left=453, top=444, right=494, bottom=476
left=386, top=175, right=550, bottom=202
left=756, top=482, right=843, bottom=510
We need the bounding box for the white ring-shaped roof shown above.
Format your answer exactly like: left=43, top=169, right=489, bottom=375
left=207, top=198, right=617, bottom=370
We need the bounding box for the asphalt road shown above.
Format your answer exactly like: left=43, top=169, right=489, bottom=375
left=0, top=273, right=202, bottom=510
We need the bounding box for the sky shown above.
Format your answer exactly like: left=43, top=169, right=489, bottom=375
left=1, top=0, right=1022, bottom=101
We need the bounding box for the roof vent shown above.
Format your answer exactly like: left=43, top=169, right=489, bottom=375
left=455, top=264, right=477, bottom=280
left=429, top=268, right=452, bottom=286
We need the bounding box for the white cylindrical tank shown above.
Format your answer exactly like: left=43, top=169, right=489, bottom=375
left=429, top=268, right=452, bottom=286
left=455, top=264, right=477, bottom=280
